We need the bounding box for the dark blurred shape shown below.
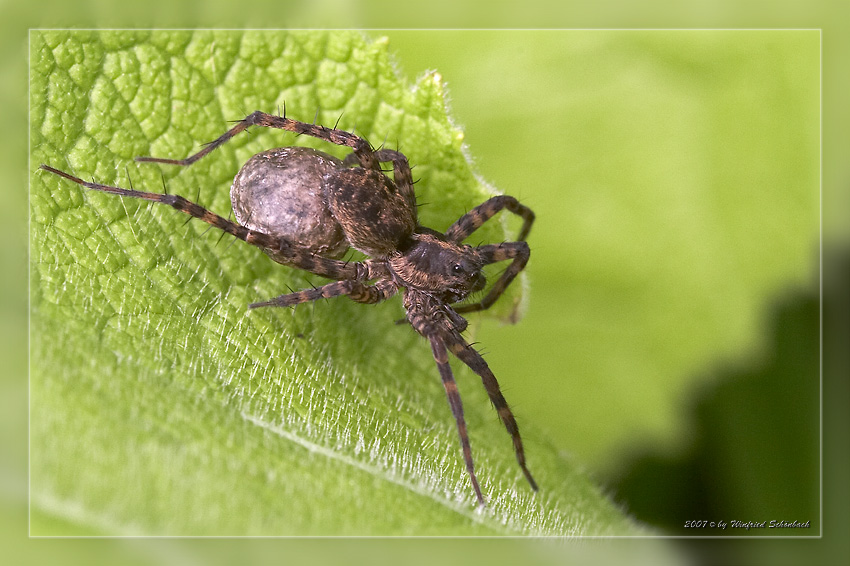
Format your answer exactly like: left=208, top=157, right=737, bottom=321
left=613, top=245, right=850, bottom=564
left=613, top=260, right=822, bottom=529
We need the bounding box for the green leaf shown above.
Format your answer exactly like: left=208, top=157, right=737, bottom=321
left=30, top=30, right=644, bottom=536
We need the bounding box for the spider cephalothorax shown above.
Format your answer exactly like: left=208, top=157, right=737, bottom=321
left=389, top=230, right=487, bottom=303
left=41, top=109, right=537, bottom=506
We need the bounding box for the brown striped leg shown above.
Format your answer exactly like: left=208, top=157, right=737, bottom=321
left=444, top=195, right=535, bottom=244
left=39, top=165, right=367, bottom=281
left=136, top=110, right=380, bottom=170
left=454, top=241, right=530, bottom=314
left=444, top=305, right=469, bottom=333
left=429, top=335, right=485, bottom=507
left=249, top=279, right=397, bottom=309
left=444, top=329, right=538, bottom=492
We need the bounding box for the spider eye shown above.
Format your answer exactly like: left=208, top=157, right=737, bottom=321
left=451, top=264, right=464, bottom=275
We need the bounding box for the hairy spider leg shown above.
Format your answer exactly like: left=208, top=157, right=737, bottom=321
left=453, top=241, right=530, bottom=315
left=38, top=165, right=368, bottom=282
left=442, top=195, right=534, bottom=314
left=429, top=335, right=486, bottom=506
left=136, top=110, right=381, bottom=171
left=445, top=195, right=535, bottom=243
left=249, top=279, right=397, bottom=308
left=443, top=327, right=538, bottom=492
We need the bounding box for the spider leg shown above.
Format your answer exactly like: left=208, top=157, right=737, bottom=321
left=39, top=165, right=367, bottom=281
left=429, top=334, right=486, bottom=507
left=443, top=304, right=469, bottom=332
left=454, top=241, right=530, bottom=315
left=250, top=279, right=397, bottom=308
left=445, top=195, right=535, bottom=244
left=443, top=328, right=538, bottom=492
left=136, top=110, right=380, bottom=171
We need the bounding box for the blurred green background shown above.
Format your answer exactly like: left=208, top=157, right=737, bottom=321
left=4, top=0, right=849, bottom=565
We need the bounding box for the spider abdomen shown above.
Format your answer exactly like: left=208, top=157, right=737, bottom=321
left=231, top=147, right=348, bottom=259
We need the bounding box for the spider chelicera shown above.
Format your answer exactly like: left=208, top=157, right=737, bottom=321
left=40, top=109, right=537, bottom=506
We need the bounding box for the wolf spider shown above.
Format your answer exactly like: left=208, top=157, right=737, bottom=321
left=40, top=109, right=537, bottom=506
